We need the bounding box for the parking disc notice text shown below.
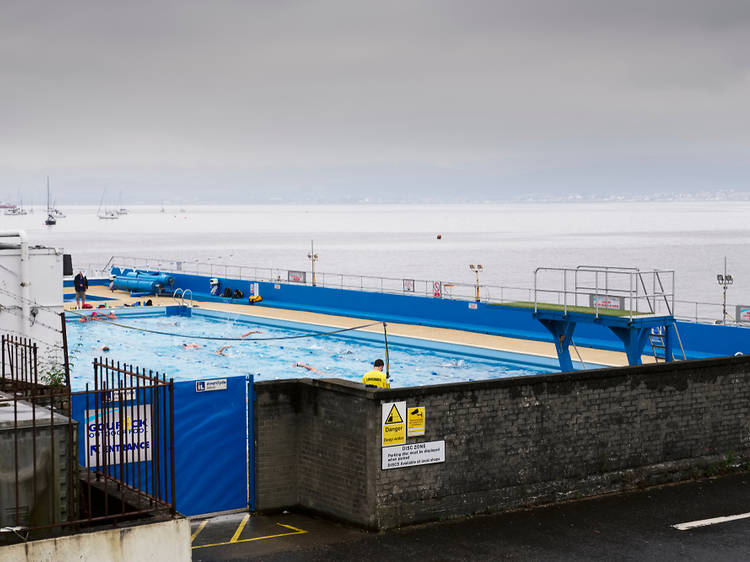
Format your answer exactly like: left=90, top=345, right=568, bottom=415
left=382, top=440, right=445, bottom=470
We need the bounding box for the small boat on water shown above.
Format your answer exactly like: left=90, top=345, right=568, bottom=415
left=116, top=191, right=129, bottom=215
left=97, top=190, right=120, bottom=220
left=44, top=177, right=56, bottom=226
left=50, top=200, right=65, bottom=218
left=4, top=206, right=26, bottom=216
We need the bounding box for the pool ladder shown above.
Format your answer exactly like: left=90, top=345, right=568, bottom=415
left=172, top=288, right=193, bottom=307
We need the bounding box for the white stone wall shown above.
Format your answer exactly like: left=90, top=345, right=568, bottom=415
left=0, top=517, right=191, bottom=562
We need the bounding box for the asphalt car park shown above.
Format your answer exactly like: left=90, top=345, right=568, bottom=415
left=191, top=472, right=750, bottom=561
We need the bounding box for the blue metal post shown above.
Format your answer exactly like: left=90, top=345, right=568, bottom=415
left=247, top=374, right=255, bottom=511
left=538, top=319, right=577, bottom=372
left=609, top=326, right=651, bottom=366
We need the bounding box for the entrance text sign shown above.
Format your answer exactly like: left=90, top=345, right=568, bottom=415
left=382, top=401, right=406, bottom=446
left=407, top=406, right=425, bottom=437
left=85, top=405, right=152, bottom=468
left=382, top=440, right=445, bottom=470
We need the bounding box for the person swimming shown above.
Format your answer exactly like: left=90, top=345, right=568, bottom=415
left=240, top=330, right=262, bottom=338
left=294, top=363, right=324, bottom=374
left=182, top=343, right=200, bottom=350
left=217, top=345, right=232, bottom=356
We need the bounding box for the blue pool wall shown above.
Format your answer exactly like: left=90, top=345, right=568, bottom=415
left=63, top=278, right=111, bottom=287
left=110, top=267, right=750, bottom=360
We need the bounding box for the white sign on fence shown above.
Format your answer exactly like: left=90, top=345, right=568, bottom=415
left=196, top=378, right=228, bottom=392
left=85, top=405, right=152, bottom=467
left=590, top=294, right=625, bottom=310
left=382, top=440, right=445, bottom=470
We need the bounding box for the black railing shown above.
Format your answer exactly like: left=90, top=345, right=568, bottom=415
left=0, top=333, right=176, bottom=544
left=80, top=359, right=176, bottom=520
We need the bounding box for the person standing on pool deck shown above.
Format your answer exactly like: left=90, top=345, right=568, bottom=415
left=362, top=359, right=390, bottom=388
left=74, top=271, right=88, bottom=309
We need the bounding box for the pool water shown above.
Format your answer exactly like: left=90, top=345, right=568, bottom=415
left=65, top=308, right=561, bottom=390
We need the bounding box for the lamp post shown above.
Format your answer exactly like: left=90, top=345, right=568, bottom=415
left=469, top=264, right=483, bottom=302
left=716, top=257, right=733, bottom=325
left=307, top=240, right=319, bottom=287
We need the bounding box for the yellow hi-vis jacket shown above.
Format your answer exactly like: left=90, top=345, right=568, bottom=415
left=362, top=369, right=389, bottom=388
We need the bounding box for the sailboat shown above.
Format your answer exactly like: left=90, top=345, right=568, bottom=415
left=50, top=202, right=65, bottom=218
left=4, top=190, right=28, bottom=215
left=97, top=190, right=119, bottom=220
left=44, top=177, right=56, bottom=226
left=116, top=191, right=129, bottom=215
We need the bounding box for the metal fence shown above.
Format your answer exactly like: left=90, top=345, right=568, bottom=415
left=0, top=332, right=175, bottom=544
left=78, top=358, right=176, bottom=522
left=533, top=266, right=676, bottom=320
left=71, top=254, right=749, bottom=325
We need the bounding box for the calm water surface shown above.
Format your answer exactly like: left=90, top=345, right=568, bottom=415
left=8, top=202, right=749, bottom=304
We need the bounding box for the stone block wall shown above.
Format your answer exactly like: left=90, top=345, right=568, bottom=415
left=255, top=356, right=750, bottom=529
left=255, top=379, right=379, bottom=527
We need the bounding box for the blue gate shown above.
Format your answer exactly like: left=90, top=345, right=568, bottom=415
left=72, top=374, right=252, bottom=516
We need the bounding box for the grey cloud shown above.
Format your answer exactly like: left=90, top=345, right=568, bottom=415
left=1, top=1, right=749, bottom=202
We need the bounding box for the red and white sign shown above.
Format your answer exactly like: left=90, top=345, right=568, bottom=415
left=591, top=295, right=624, bottom=310
left=433, top=281, right=442, bottom=298
left=288, top=271, right=306, bottom=283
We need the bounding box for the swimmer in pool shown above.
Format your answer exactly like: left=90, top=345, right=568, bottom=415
left=217, top=345, right=232, bottom=356
left=240, top=330, right=262, bottom=338
left=294, top=363, right=323, bottom=374
left=441, top=359, right=465, bottom=368
left=182, top=343, right=200, bottom=350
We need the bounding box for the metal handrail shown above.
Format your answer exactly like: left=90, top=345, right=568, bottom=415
left=76, top=255, right=748, bottom=325
left=535, top=266, right=677, bottom=321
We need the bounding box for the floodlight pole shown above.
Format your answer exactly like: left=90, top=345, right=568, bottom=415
left=307, top=240, right=319, bottom=287
left=716, top=256, right=733, bottom=325
left=469, top=264, right=483, bottom=302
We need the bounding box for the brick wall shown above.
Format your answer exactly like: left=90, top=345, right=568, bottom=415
left=255, top=355, right=750, bottom=529
left=254, top=379, right=379, bottom=527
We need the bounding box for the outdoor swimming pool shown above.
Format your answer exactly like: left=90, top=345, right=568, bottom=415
left=65, top=307, right=569, bottom=390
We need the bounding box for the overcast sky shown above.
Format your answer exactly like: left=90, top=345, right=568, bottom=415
left=2, top=1, right=749, bottom=203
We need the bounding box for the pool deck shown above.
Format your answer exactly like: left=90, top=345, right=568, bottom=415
left=67, top=286, right=656, bottom=368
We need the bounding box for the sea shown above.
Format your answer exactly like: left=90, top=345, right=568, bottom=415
left=5, top=201, right=749, bottom=316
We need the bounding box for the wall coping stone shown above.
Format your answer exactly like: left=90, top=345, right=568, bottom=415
left=254, top=354, right=750, bottom=400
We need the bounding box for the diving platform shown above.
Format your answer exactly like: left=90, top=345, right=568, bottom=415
left=533, top=266, right=685, bottom=370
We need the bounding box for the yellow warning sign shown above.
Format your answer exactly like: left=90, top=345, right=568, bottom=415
left=382, top=401, right=406, bottom=447
left=385, top=405, right=403, bottom=424
left=407, top=407, right=425, bottom=437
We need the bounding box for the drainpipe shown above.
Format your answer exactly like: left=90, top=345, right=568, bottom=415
left=0, top=230, right=30, bottom=338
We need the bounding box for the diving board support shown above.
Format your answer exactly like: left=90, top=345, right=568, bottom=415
left=535, top=308, right=677, bottom=369
left=538, top=318, right=577, bottom=372
left=608, top=326, right=652, bottom=366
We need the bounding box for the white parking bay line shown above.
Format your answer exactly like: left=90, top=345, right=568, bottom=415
left=673, top=512, right=750, bottom=531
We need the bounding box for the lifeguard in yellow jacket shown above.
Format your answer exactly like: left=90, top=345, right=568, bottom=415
left=362, top=359, right=390, bottom=388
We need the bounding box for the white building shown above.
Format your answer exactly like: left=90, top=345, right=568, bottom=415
left=0, top=231, right=64, bottom=382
